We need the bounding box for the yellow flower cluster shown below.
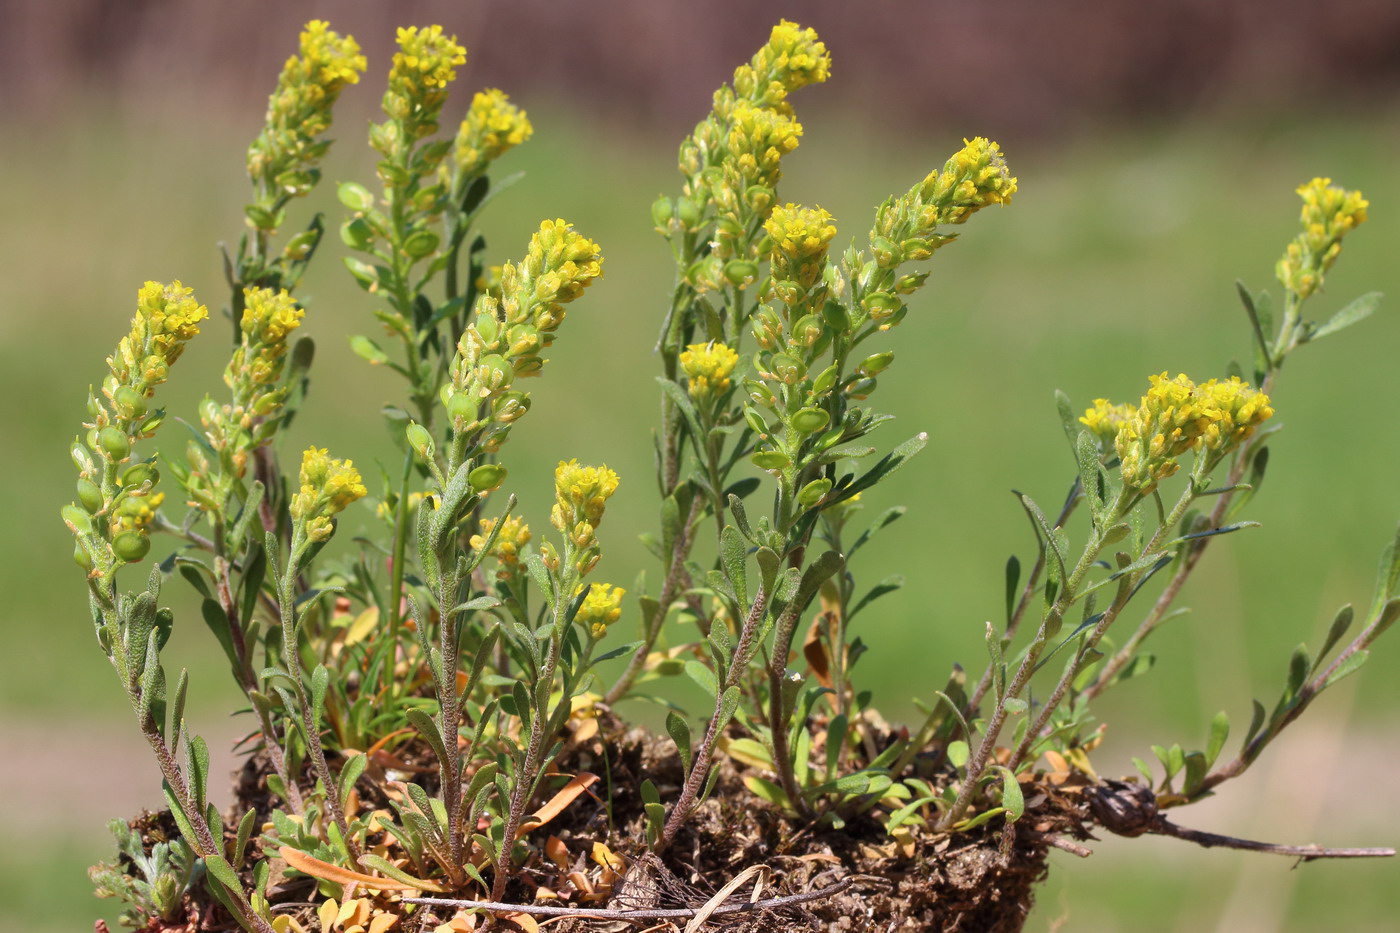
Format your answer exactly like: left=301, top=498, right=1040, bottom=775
left=551, top=460, right=620, bottom=573
left=574, top=582, right=625, bottom=639
left=766, top=203, right=837, bottom=295
left=384, top=25, right=467, bottom=130
left=1276, top=177, right=1368, bottom=300
left=1110, top=373, right=1273, bottom=494
left=247, top=20, right=365, bottom=197
left=454, top=89, right=533, bottom=176
left=732, top=20, right=832, bottom=110
left=471, top=515, right=531, bottom=573
left=680, top=342, right=740, bottom=399
left=1079, top=398, right=1137, bottom=449
left=229, top=287, right=304, bottom=397
left=108, top=281, right=209, bottom=401
left=290, top=446, right=367, bottom=541
left=724, top=101, right=802, bottom=193
left=919, top=137, right=1018, bottom=225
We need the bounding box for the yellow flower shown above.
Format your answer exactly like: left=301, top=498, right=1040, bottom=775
left=455, top=89, right=533, bottom=176
left=552, top=460, right=620, bottom=529
left=230, top=287, right=304, bottom=394
left=680, top=342, right=740, bottom=399
left=290, top=446, right=367, bottom=541
left=1079, top=399, right=1136, bottom=449
left=1276, top=177, right=1368, bottom=300
left=107, top=281, right=208, bottom=404
left=385, top=25, right=466, bottom=128
left=574, top=582, right=625, bottom=639
left=110, top=491, right=165, bottom=537
left=766, top=203, right=837, bottom=294
left=919, top=137, right=1017, bottom=225
left=1195, top=377, right=1274, bottom=451
left=471, top=515, right=531, bottom=568
left=726, top=100, right=802, bottom=189
left=247, top=20, right=365, bottom=193
left=732, top=20, right=832, bottom=109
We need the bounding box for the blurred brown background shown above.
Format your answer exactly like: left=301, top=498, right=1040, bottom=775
left=2, top=2, right=1399, bottom=932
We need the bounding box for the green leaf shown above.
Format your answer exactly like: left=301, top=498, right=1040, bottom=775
left=405, top=708, right=450, bottom=769
left=666, top=711, right=693, bottom=772
left=1306, top=291, right=1381, bottom=342
left=1322, top=649, right=1369, bottom=690
left=1286, top=643, right=1310, bottom=695
left=1236, top=280, right=1274, bottom=374
left=203, top=852, right=243, bottom=894
left=186, top=734, right=210, bottom=812
left=358, top=854, right=437, bottom=890
left=1017, top=492, right=1067, bottom=585
left=1370, top=525, right=1400, bottom=619
left=1054, top=390, right=1080, bottom=448
left=946, top=740, right=969, bottom=768
left=1004, top=555, right=1021, bottom=627
left=684, top=660, right=717, bottom=699
left=1316, top=605, right=1355, bottom=672
left=1074, top=430, right=1105, bottom=517
left=338, top=752, right=369, bottom=806
left=1205, top=711, right=1230, bottom=768
left=232, top=808, right=256, bottom=869
left=831, top=432, right=929, bottom=504
left=721, top=525, right=749, bottom=607
left=993, top=766, right=1024, bottom=822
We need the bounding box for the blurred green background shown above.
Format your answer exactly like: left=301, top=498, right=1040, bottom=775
left=2, top=2, right=1398, bottom=931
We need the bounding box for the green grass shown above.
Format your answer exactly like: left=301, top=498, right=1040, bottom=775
left=4, top=102, right=1398, bottom=931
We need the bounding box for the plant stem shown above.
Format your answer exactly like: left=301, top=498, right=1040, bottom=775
left=938, top=488, right=1127, bottom=830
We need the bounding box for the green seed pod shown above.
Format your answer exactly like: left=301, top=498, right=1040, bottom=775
left=723, top=260, right=759, bottom=287
left=676, top=196, right=703, bottom=231
left=862, top=291, right=901, bottom=321
left=403, top=229, right=441, bottom=259
left=61, top=504, right=93, bottom=534
left=790, top=314, right=824, bottom=348
left=871, top=235, right=902, bottom=268
left=769, top=353, right=805, bottom=385
left=895, top=271, right=930, bottom=295
left=97, top=426, right=131, bottom=460
left=121, top=462, right=158, bottom=489
left=199, top=397, right=220, bottom=427
left=77, top=478, right=104, bottom=514
left=810, top=363, right=840, bottom=396
left=337, top=180, right=375, bottom=212
left=751, top=449, right=790, bottom=471
left=476, top=354, right=514, bottom=392
left=112, top=385, right=146, bottom=419
left=283, top=228, right=319, bottom=261
left=474, top=312, right=501, bottom=346
left=744, top=407, right=770, bottom=437
left=468, top=463, right=508, bottom=492
left=406, top=422, right=434, bottom=460
left=791, top=407, right=830, bottom=435
left=651, top=196, right=675, bottom=229
left=901, top=237, right=934, bottom=262
left=447, top=392, right=476, bottom=423
left=797, top=477, right=833, bottom=509
left=340, top=217, right=373, bottom=251
left=73, top=541, right=93, bottom=570
left=859, top=351, right=895, bottom=376
left=847, top=377, right=877, bottom=400
left=112, top=531, right=151, bottom=563
left=744, top=184, right=775, bottom=213
left=71, top=439, right=95, bottom=473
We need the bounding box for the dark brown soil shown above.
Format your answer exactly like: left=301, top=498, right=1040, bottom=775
left=138, top=721, right=1097, bottom=932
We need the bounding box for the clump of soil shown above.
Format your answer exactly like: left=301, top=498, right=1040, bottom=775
left=149, top=721, right=1096, bottom=932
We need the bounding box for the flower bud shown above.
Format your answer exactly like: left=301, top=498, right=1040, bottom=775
left=97, top=426, right=130, bottom=460
left=406, top=422, right=434, bottom=461
left=112, top=530, right=151, bottom=563
left=77, top=478, right=104, bottom=514
left=797, top=477, right=832, bottom=509
left=791, top=407, right=830, bottom=435
left=468, top=463, right=508, bottom=492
